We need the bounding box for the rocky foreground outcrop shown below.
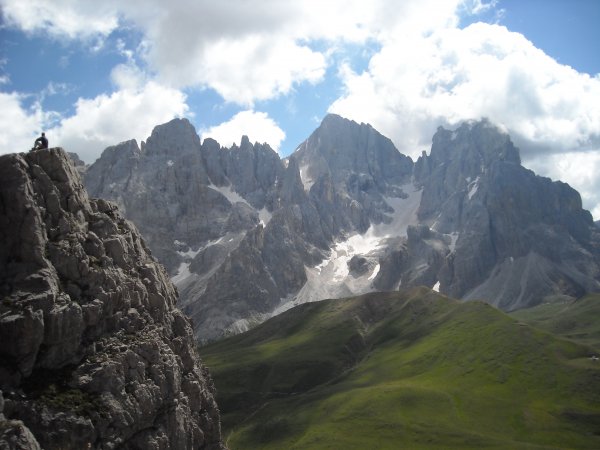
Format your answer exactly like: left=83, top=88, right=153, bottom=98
left=0, top=148, right=224, bottom=449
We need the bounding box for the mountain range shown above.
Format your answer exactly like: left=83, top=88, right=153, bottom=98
left=84, top=114, right=600, bottom=341
left=2, top=114, right=599, bottom=449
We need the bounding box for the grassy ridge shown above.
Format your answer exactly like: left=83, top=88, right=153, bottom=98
left=201, top=288, right=600, bottom=449
left=510, top=293, right=600, bottom=350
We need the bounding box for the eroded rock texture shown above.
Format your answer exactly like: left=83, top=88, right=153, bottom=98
left=0, top=148, right=224, bottom=449
left=83, top=115, right=600, bottom=341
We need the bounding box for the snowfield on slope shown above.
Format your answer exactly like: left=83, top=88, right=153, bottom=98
left=279, top=184, right=423, bottom=312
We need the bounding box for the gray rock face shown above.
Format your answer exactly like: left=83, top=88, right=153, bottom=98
left=0, top=148, right=224, bottom=449
left=83, top=115, right=600, bottom=341
left=293, top=114, right=414, bottom=234
left=412, top=120, right=600, bottom=309
left=85, top=120, right=331, bottom=341
left=294, top=114, right=413, bottom=190
left=85, top=120, right=286, bottom=275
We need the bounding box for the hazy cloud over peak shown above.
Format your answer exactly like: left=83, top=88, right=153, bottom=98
left=330, top=22, right=600, bottom=160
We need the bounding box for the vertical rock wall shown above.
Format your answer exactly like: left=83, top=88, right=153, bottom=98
left=0, top=148, right=225, bottom=449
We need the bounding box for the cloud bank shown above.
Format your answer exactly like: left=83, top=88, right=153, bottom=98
left=52, top=81, right=189, bottom=163
left=330, top=23, right=600, bottom=158
left=200, top=110, right=285, bottom=152
left=1, top=0, right=599, bottom=216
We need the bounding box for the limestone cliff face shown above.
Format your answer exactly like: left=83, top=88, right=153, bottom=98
left=85, top=119, right=324, bottom=341
left=0, top=148, right=224, bottom=449
left=410, top=120, right=600, bottom=310
left=292, top=114, right=414, bottom=234
left=83, top=116, right=600, bottom=341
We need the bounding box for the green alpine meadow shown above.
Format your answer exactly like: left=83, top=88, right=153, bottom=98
left=509, top=293, right=600, bottom=350
left=201, top=288, right=600, bottom=449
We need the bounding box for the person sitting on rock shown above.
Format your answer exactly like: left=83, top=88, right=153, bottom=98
left=33, top=132, right=48, bottom=150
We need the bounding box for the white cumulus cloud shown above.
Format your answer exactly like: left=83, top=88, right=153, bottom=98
left=49, top=82, right=189, bottom=163
left=181, top=37, right=326, bottom=106
left=328, top=22, right=600, bottom=217
left=0, top=0, right=466, bottom=105
left=330, top=23, right=600, bottom=158
left=0, top=92, right=46, bottom=152
left=200, top=110, right=285, bottom=152
left=2, top=0, right=599, bottom=216
left=0, top=0, right=118, bottom=39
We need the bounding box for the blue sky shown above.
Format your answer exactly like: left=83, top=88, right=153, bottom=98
left=1, top=0, right=599, bottom=217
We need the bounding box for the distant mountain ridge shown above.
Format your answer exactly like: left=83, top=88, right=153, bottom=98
left=84, top=115, right=600, bottom=341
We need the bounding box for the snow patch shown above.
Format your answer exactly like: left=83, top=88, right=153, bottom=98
left=177, top=246, right=202, bottom=259
left=209, top=184, right=251, bottom=207
left=167, top=160, right=174, bottom=167
left=281, top=183, right=423, bottom=309
left=172, top=262, right=192, bottom=285
left=368, top=263, right=380, bottom=281
left=299, top=164, right=314, bottom=191
left=314, top=183, right=422, bottom=282
left=171, top=237, right=224, bottom=287
left=258, top=208, right=272, bottom=226
left=468, top=176, right=480, bottom=200
left=432, top=281, right=440, bottom=292
left=448, top=232, right=460, bottom=252
left=375, top=185, right=423, bottom=237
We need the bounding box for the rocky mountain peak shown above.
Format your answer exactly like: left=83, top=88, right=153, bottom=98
left=144, top=117, right=202, bottom=157
left=408, top=118, right=600, bottom=310
left=416, top=119, right=522, bottom=221
left=278, top=156, right=307, bottom=206
left=293, top=113, right=413, bottom=191
left=239, top=135, right=251, bottom=150
left=429, top=119, right=520, bottom=171
left=83, top=139, right=141, bottom=201
left=0, top=148, right=224, bottom=449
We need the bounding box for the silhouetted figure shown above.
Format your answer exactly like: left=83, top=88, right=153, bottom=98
left=33, top=132, right=48, bottom=150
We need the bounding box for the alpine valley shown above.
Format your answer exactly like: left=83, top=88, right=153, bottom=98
left=84, top=114, right=600, bottom=342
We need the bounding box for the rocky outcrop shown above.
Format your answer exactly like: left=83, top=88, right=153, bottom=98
left=0, top=148, right=224, bottom=449
left=0, top=390, right=42, bottom=450
left=67, top=153, right=86, bottom=174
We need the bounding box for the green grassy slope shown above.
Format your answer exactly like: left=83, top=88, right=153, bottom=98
left=510, top=293, right=600, bottom=350
left=201, top=288, right=600, bottom=449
